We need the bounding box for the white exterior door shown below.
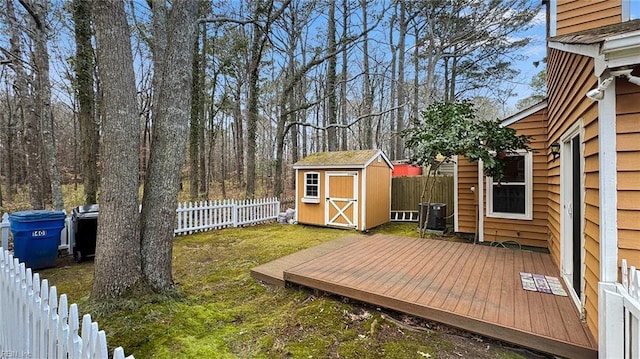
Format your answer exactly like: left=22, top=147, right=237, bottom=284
left=325, top=172, right=358, bottom=229
left=560, top=124, right=584, bottom=309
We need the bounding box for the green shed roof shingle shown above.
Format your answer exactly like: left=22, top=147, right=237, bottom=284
left=293, top=149, right=390, bottom=168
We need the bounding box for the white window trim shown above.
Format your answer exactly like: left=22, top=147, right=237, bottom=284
left=302, top=171, right=320, bottom=203
left=486, top=151, right=533, bottom=220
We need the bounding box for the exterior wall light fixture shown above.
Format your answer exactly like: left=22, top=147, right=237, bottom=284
left=550, top=142, right=560, bottom=161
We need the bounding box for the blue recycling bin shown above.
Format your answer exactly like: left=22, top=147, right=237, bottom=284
left=9, top=210, right=66, bottom=269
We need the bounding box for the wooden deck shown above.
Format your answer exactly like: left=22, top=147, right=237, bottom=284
left=250, top=235, right=362, bottom=287
left=251, top=234, right=597, bottom=359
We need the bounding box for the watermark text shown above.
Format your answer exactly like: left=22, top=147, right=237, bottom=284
left=1, top=351, right=32, bottom=358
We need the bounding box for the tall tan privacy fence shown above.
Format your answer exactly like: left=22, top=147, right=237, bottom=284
left=391, top=175, right=454, bottom=217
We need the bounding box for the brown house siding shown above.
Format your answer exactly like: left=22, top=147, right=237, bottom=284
left=617, top=75, right=640, bottom=267
left=556, top=0, right=621, bottom=36
left=547, top=47, right=600, bottom=338
left=456, top=156, right=478, bottom=233
left=482, top=109, right=549, bottom=248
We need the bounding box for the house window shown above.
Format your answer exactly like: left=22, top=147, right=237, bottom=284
left=486, top=152, right=533, bottom=220
left=302, top=172, right=320, bottom=203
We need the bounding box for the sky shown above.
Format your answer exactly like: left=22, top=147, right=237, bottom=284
left=0, top=1, right=552, bottom=118
left=509, top=0, right=640, bottom=112
left=504, top=7, right=547, bottom=111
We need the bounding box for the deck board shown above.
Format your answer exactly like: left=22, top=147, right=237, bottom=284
left=365, top=238, right=426, bottom=287
left=531, top=251, right=570, bottom=342
left=467, top=245, right=497, bottom=319
left=371, top=238, right=432, bottom=294
left=249, top=234, right=363, bottom=287
left=316, top=236, right=398, bottom=283
left=452, top=243, right=488, bottom=315
left=512, top=250, right=532, bottom=332
left=439, top=240, right=481, bottom=312
left=337, top=236, right=412, bottom=286
left=498, top=248, right=516, bottom=327
left=521, top=251, right=551, bottom=338
left=253, top=234, right=597, bottom=359
left=419, top=240, right=468, bottom=307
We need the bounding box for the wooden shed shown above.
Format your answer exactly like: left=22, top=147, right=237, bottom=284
left=293, top=149, right=393, bottom=231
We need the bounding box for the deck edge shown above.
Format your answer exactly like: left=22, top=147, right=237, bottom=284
left=284, top=271, right=598, bottom=359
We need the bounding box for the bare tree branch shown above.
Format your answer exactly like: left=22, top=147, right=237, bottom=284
left=17, top=0, right=43, bottom=30
left=286, top=103, right=407, bottom=132
left=198, top=16, right=256, bottom=25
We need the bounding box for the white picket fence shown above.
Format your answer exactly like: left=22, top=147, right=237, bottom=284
left=174, top=198, right=280, bottom=235
left=1, top=197, right=282, bottom=248
left=601, top=259, right=640, bottom=358
left=0, top=249, right=134, bottom=359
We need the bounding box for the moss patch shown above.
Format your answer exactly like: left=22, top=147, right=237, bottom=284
left=39, top=223, right=529, bottom=358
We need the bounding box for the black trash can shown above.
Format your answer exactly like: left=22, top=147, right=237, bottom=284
left=418, top=203, right=447, bottom=231
left=72, top=204, right=99, bottom=262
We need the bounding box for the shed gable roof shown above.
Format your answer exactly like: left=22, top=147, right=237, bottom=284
left=293, top=149, right=392, bottom=169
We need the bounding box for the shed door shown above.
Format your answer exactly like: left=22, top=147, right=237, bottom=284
left=325, top=172, right=358, bottom=228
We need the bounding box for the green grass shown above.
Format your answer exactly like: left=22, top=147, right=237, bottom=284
left=38, top=223, right=526, bottom=358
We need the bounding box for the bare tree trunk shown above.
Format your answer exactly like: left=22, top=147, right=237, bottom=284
left=320, top=78, right=326, bottom=151
left=22, top=0, right=64, bottom=210
left=412, top=26, right=419, bottom=122
left=300, top=47, right=308, bottom=159
left=232, top=84, right=244, bottom=186
left=388, top=6, right=397, bottom=160
left=189, top=30, right=201, bottom=201
left=246, top=0, right=291, bottom=197
left=8, top=0, right=42, bottom=209
left=73, top=0, right=99, bottom=205
left=273, top=111, right=286, bottom=198
left=395, top=0, right=406, bottom=160
left=339, top=0, right=348, bottom=151
left=326, top=0, right=338, bottom=151
left=141, top=112, right=151, bottom=184
left=360, top=0, right=373, bottom=149
left=220, top=115, right=227, bottom=198
left=449, top=53, right=458, bottom=102
left=92, top=0, right=142, bottom=299
left=289, top=104, right=298, bottom=193
left=198, top=24, right=207, bottom=197
left=288, top=41, right=299, bottom=192
left=3, top=86, right=16, bottom=200
left=206, top=30, right=221, bottom=199
left=246, top=19, right=261, bottom=198
left=289, top=92, right=298, bottom=165
left=140, top=1, right=198, bottom=292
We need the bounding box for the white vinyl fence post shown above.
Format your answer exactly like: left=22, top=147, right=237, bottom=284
left=1, top=213, right=9, bottom=251
left=60, top=214, right=74, bottom=254
left=232, top=200, right=238, bottom=227
left=600, top=283, right=624, bottom=358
